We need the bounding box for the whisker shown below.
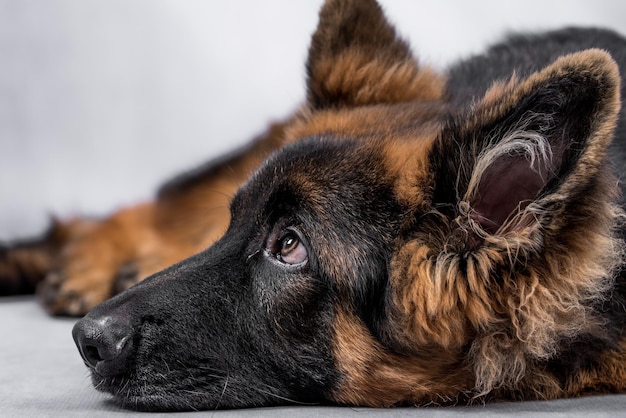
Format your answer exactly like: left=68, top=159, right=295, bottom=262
left=253, top=387, right=319, bottom=406
left=214, top=372, right=230, bottom=411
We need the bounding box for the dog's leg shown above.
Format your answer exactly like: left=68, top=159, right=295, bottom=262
left=0, top=205, right=180, bottom=316
left=11, top=200, right=221, bottom=316
left=36, top=203, right=160, bottom=315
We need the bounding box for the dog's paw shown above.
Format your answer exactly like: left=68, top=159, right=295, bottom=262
left=37, top=265, right=119, bottom=316
left=37, top=260, right=151, bottom=316
left=36, top=244, right=170, bottom=316
left=34, top=203, right=191, bottom=316
left=37, top=270, right=90, bottom=316
left=35, top=228, right=136, bottom=316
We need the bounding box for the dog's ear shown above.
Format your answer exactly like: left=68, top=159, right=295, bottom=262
left=306, top=0, right=443, bottom=110
left=430, top=49, right=621, bottom=249
left=387, top=50, right=621, bottom=397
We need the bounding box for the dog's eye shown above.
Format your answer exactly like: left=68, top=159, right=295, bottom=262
left=276, top=231, right=308, bottom=265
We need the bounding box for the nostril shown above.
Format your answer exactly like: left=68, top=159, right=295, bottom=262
left=83, top=344, right=104, bottom=368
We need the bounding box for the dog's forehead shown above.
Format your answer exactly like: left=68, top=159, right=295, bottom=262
left=246, top=136, right=380, bottom=204
left=231, top=100, right=444, bottom=224
left=281, top=103, right=443, bottom=206
left=232, top=132, right=435, bottom=227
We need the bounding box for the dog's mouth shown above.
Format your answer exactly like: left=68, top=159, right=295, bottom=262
left=89, top=360, right=306, bottom=411
left=89, top=366, right=231, bottom=411
left=77, top=316, right=232, bottom=411
left=81, top=317, right=325, bottom=411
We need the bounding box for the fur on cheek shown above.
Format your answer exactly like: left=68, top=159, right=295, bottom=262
left=387, top=199, right=626, bottom=396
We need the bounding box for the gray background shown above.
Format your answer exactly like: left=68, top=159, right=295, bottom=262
left=1, top=0, right=626, bottom=240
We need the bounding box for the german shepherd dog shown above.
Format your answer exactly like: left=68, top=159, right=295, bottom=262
left=3, top=0, right=626, bottom=411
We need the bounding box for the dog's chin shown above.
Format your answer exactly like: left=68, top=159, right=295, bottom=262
left=90, top=371, right=291, bottom=411
left=90, top=373, right=227, bottom=411
left=111, top=393, right=204, bottom=412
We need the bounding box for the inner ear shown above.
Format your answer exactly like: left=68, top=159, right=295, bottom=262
left=469, top=116, right=566, bottom=234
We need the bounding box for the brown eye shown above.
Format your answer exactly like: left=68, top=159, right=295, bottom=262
left=280, top=235, right=299, bottom=256
left=277, top=231, right=308, bottom=265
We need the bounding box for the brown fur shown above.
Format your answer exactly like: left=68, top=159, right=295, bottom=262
left=331, top=308, right=474, bottom=406
left=306, top=0, right=444, bottom=109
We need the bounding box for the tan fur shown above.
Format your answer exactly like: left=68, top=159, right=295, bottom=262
left=307, top=0, right=445, bottom=110
left=309, top=50, right=445, bottom=107
left=331, top=308, right=474, bottom=407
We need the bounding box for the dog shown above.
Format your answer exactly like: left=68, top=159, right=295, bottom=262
left=3, top=0, right=626, bottom=411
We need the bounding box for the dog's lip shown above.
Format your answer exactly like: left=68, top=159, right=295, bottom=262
left=90, top=367, right=227, bottom=411
left=89, top=360, right=132, bottom=378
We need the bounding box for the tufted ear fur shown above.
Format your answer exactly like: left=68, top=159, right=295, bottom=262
left=431, top=49, right=622, bottom=250
left=389, top=49, right=624, bottom=397
left=306, top=0, right=443, bottom=110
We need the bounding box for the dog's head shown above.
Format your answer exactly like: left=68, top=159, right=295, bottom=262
left=72, top=0, right=623, bottom=410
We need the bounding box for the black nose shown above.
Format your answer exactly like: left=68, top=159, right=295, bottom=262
left=72, top=315, right=135, bottom=376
